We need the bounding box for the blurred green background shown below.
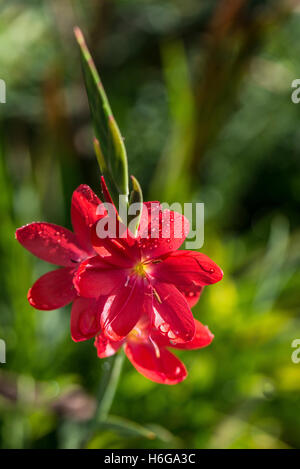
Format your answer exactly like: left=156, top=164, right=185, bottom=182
left=0, top=0, right=300, bottom=449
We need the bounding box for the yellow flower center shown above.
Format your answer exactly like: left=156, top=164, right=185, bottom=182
left=133, top=262, right=146, bottom=277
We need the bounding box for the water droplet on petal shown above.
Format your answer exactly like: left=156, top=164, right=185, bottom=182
left=199, top=263, right=215, bottom=274
left=159, top=323, right=169, bottom=334
left=167, top=330, right=176, bottom=339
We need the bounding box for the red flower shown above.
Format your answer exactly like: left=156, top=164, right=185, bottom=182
left=73, top=178, right=223, bottom=345
left=94, top=316, right=214, bottom=385
left=16, top=178, right=223, bottom=353
left=15, top=184, right=104, bottom=311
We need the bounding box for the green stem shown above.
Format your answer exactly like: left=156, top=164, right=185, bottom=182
left=81, top=352, right=124, bottom=448
left=95, top=352, right=125, bottom=423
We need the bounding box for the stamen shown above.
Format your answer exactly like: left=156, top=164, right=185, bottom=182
left=152, top=287, right=162, bottom=304
left=124, top=276, right=130, bottom=287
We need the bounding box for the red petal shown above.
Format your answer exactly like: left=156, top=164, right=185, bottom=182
left=100, top=176, right=118, bottom=211
left=152, top=319, right=213, bottom=349
left=74, top=256, right=128, bottom=298
left=151, top=250, right=223, bottom=287
left=137, top=202, right=160, bottom=236
left=179, top=286, right=203, bottom=307
left=101, top=278, right=145, bottom=341
left=91, top=221, right=138, bottom=268
left=124, top=341, right=187, bottom=385
left=138, top=208, right=189, bottom=261
left=16, top=223, right=86, bottom=267
left=71, top=184, right=104, bottom=255
left=151, top=282, right=195, bottom=344
left=71, top=297, right=103, bottom=342
left=99, top=176, right=139, bottom=254
left=173, top=320, right=214, bottom=350
left=94, top=333, right=124, bottom=358
left=28, top=267, right=76, bottom=310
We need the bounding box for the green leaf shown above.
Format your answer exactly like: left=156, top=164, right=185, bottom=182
left=128, top=175, right=143, bottom=236
left=74, top=27, right=129, bottom=204
left=145, top=423, right=178, bottom=444
left=100, top=415, right=156, bottom=440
